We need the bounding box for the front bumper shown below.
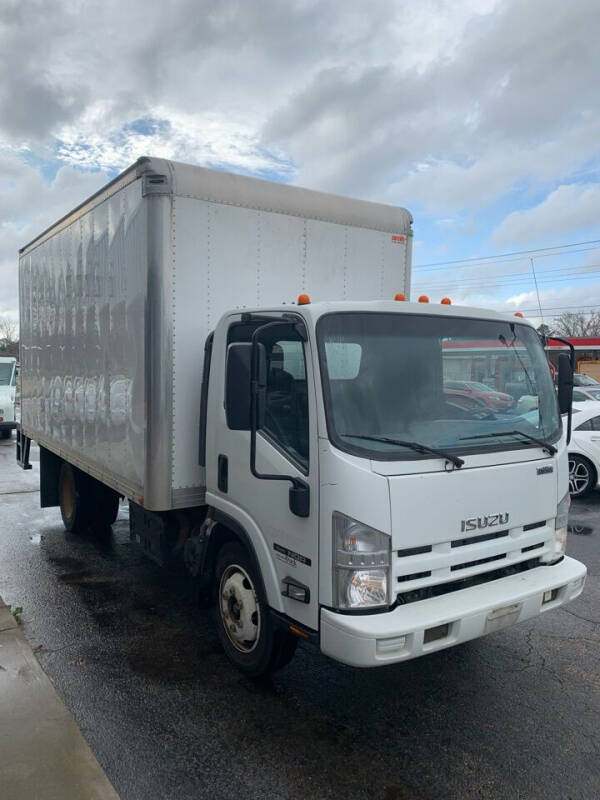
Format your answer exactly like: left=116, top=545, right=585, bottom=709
left=0, top=420, right=16, bottom=430
left=320, top=556, right=587, bottom=667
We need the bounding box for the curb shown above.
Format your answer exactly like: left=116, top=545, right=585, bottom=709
left=0, top=597, right=120, bottom=800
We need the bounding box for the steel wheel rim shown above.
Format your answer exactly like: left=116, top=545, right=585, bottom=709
left=569, top=458, right=590, bottom=495
left=219, top=564, right=260, bottom=653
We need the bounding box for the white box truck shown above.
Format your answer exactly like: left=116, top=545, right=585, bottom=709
left=0, top=356, right=17, bottom=438
left=17, top=157, right=586, bottom=675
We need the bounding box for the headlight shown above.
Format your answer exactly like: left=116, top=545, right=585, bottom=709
left=332, top=512, right=391, bottom=609
left=542, top=491, right=569, bottom=564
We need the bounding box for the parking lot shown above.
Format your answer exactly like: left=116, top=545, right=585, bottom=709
left=0, top=435, right=598, bottom=800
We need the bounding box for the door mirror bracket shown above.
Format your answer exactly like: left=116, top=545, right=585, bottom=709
left=248, top=320, right=311, bottom=518
left=553, top=338, right=575, bottom=444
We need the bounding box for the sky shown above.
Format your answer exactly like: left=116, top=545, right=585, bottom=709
left=1, top=0, right=599, bottom=327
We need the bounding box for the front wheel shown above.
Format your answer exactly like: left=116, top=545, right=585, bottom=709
left=213, top=542, right=297, bottom=677
left=568, top=454, right=596, bottom=498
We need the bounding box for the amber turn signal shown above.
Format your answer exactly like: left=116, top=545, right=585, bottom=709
left=440, top=297, right=451, bottom=305
left=297, top=293, right=311, bottom=305
left=418, top=295, right=429, bottom=303
left=394, top=293, right=406, bottom=301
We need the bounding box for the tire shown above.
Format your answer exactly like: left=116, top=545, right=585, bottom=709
left=213, top=542, right=297, bottom=677
left=93, top=482, right=120, bottom=527
left=58, top=463, right=92, bottom=532
left=568, top=454, right=596, bottom=498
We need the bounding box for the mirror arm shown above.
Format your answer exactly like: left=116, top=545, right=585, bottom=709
left=552, top=337, right=575, bottom=444
left=249, top=321, right=310, bottom=517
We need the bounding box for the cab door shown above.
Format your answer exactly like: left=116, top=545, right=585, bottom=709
left=206, top=314, right=320, bottom=631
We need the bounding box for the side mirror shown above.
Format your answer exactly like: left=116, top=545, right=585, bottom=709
left=557, top=353, right=573, bottom=415
left=225, top=343, right=252, bottom=430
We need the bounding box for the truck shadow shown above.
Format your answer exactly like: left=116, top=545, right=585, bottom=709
left=32, top=515, right=594, bottom=800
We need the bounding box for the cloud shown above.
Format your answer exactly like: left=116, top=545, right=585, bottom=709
left=0, top=0, right=599, bottom=320
left=493, top=184, right=600, bottom=245
left=0, top=153, right=107, bottom=315
left=263, top=0, right=600, bottom=204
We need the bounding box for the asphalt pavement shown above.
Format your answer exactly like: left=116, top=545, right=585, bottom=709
left=0, top=436, right=598, bottom=800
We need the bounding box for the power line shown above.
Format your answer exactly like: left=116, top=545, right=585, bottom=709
left=414, top=262, right=600, bottom=290
left=415, top=244, right=600, bottom=274
left=413, top=238, right=600, bottom=270
left=518, top=303, right=600, bottom=314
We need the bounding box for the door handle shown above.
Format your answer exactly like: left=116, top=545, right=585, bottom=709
left=218, top=454, right=228, bottom=493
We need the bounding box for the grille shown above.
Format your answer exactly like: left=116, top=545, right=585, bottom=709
left=451, top=529, right=508, bottom=549
left=394, top=520, right=554, bottom=597
left=393, top=558, right=542, bottom=607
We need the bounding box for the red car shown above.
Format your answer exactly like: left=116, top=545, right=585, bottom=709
left=444, top=380, right=515, bottom=411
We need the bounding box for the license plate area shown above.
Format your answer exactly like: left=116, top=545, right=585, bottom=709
left=484, top=602, right=522, bottom=633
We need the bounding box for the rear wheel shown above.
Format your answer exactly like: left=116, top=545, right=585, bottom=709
left=213, top=542, right=297, bottom=676
left=93, top=482, right=120, bottom=527
left=58, top=463, right=92, bottom=532
left=58, top=463, right=120, bottom=531
left=568, top=454, right=596, bottom=498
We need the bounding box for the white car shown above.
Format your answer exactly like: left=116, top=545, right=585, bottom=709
left=567, top=401, right=600, bottom=497
left=571, top=385, right=600, bottom=403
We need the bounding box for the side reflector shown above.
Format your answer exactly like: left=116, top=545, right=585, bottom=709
left=394, top=292, right=406, bottom=301
left=418, top=295, right=429, bottom=303
left=514, top=311, right=524, bottom=318
left=441, top=297, right=451, bottom=305
left=289, top=624, right=310, bottom=639
left=297, top=293, right=311, bottom=305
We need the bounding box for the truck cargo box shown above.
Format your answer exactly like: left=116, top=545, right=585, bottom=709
left=19, top=157, right=412, bottom=510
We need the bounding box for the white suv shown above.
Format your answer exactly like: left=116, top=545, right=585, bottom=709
left=0, top=357, right=17, bottom=439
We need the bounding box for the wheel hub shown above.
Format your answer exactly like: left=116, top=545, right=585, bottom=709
left=219, top=565, right=260, bottom=653
left=569, top=459, right=590, bottom=495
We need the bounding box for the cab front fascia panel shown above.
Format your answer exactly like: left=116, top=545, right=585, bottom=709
left=320, top=556, right=586, bottom=667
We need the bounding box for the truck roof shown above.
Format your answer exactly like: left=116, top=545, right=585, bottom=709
left=230, top=299, right=534, bottom=326
left=20, top=156, right=412, bottom=256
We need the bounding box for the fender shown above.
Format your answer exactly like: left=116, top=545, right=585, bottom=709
left=204, top=493, right=285, bottom=613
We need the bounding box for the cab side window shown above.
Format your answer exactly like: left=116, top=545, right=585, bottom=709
left=263, top=339, right=309, bottom=471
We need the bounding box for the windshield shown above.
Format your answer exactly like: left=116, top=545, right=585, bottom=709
left=0, top=362, right=14, bottom=386
left=317, top=312, right=561, bottom=460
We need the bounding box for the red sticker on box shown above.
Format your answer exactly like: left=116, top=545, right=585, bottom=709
left=391, top=235, right=405, bottom=243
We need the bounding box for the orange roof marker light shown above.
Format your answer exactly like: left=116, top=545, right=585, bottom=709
left=514, top=311, right=524, bottom=318
left=394, top=292, right=406, bottom=301
left=297, top=293, right=311, bottom=305
left=440, top=297, right=452, bottom=305
left=418, top=295, right=429, bottom=303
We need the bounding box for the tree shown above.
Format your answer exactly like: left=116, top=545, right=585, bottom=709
left=553, top=311, right=600, bottom=338
left=0, top=317, right=19, bottom=357
left=536, top=323, right=553, bottom=338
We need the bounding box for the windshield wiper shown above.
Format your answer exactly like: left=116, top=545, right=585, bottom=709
left=459, top=430, right=556, bottom=456
left=341, top=434, right=464, bottom=468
